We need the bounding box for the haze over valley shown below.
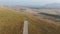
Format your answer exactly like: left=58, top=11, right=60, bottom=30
left=0, top=0, right=60, bottom=34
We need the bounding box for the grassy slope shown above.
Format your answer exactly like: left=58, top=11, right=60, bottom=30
left=27, top=15, right=60, bottom=34
left=0, top=7, right=60, bottom=34
left=0, top=7, right=25, bottom=34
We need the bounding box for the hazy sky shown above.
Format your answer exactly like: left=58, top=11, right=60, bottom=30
left=0, top=0, right=60, bottom=6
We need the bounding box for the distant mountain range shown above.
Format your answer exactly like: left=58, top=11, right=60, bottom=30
left=2, top=3, right=60, bottom=9
left=28, top=3, right=60, bottom=9
left=41, top=3, right=60, bottom=8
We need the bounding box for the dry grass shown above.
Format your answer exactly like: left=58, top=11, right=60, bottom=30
left=26, top=14, right=60, bottom=34
left=0, top=7, right=25, bottom=34
left=0, top=7, right=60, bottom=34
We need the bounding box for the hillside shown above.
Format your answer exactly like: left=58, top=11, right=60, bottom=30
left=41, top=3, right=60, bottom=8
left=28, top=14, right=60, bottom=34
left=6, top=5, right=60, bottom=15
left=37, top=9, right=60, bottom=15
left=0, top=7, right=60, bottom=34
left=0, top=7, right=24, bottom=34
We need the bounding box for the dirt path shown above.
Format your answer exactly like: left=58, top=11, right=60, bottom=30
left=23, top=20, right=28, bottom=34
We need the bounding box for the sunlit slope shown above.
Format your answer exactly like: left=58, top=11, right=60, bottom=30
left=0, top=7, right=24, bottom=34
left=0, top=7, right=60, bottom=34
left=27, top=15, right=60, bottom=34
